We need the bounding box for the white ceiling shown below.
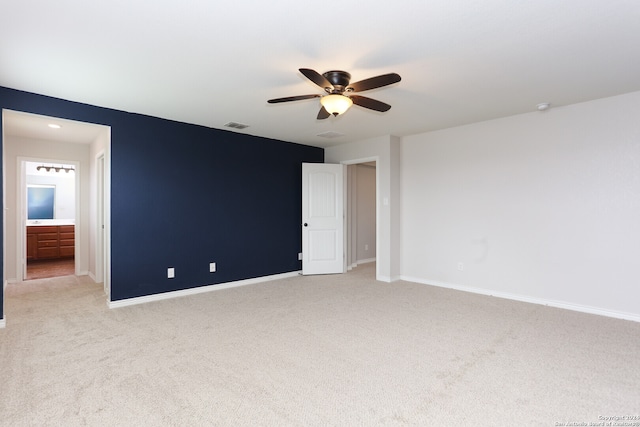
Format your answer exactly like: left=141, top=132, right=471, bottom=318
left=2, top=0, right=640, bottom=148
left=3, top=110, right=108, bottom=144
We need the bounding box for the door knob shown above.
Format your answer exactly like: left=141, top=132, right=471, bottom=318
left=303, top=223, right=308, bottom=227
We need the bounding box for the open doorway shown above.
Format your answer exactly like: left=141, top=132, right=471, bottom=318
left=346, top=161, right=377, bottom=271
left=23, top=160, right=78, bottom=280
left=301, top=161, right=377, bottom=276
left=2, top=109, right=111, bottom=297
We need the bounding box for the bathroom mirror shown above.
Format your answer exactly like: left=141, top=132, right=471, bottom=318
left=27, top=185, right=55, bottom=220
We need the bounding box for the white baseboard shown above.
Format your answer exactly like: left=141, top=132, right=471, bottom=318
left=401, top=275, right=640, bottom=323
left=108, top=271, right=301, bottom=309
left=6, top=278, right=17, bottom=285
left=0, top=317, right=5, bottom=328
left=377, top=275, right=401, bottom=283
left=348, top=258, right=376, bottom=271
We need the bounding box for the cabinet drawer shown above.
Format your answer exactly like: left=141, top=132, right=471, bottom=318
left=38, top=247, right=58, bottom=258
left=60, top=232, right=75, bottom=240
left=59, top=247, right=75, bottom=257
left=60, top=239, right=75, bottom=247
left=38, top=240, right=58, bottom=248
left=28, top=226, right=58, bottom=234
left=37, top=233, right=58, bottom=241
left=59, top=225, right=75, bottom=233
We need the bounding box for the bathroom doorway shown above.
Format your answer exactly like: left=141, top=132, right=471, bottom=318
left=23, top=160, right=77, bottom=280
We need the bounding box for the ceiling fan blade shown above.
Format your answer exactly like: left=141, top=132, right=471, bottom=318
left=317, top=106, right=330, bottom=120
left=350, top=95, right=392, bottom=112
left=267, top=94, right=320, bottom=103
left=347, top=73, right=401, bottom=92
left=299, top=68, right=334, bottom=90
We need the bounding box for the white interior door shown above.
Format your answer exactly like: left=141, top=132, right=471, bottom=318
left=302, top=163, right=345, bottom=275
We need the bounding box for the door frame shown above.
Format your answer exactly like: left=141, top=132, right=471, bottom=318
left=17, top=157, right=81, bottom=281
left=99, top=130, right=112, bottom=301
left=95, top=151, right=109, bottom=297
left=341, top=156, right=380, bottom=280
left=346, top=160, right=377, bottom=271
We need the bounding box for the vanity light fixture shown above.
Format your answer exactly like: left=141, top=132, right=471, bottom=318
left=36, top=164, right=75, bottom=173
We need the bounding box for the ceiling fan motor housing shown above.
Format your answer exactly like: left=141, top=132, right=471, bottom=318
left=323, top=70, right=352, bottom=93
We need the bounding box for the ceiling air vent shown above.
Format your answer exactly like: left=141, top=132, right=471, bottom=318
left=316, top=131, right=344, bottom=139
left=224, top=122, right=249, bottom=130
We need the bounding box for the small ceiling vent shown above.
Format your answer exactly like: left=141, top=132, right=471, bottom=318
left=316, top=131, right=344, bottom=139
left=224, top=121, right=249, bottom=130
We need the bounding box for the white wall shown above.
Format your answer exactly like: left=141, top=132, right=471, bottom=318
left=4, top=135, right=90, bottom=282
left=400, top=91, right=640, bottom=320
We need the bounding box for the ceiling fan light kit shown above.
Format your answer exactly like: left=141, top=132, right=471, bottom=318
left=320, top=94, right=353, bottom=116
left=268, top=68, right=401, bottom=119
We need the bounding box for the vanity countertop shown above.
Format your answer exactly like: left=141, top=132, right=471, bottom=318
left=26, top=220, right=75, bottom=226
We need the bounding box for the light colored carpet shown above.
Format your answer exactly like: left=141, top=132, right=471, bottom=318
left=1, top=264, right=638, bottom=426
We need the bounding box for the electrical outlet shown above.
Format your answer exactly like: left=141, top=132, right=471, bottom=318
left=167, top=267, right=175, bottom=278
left=209, top=262, right=216, bottom=273
left=298, top=252, right=302, bottom=261
left=457, top=262, right=464, bottom=271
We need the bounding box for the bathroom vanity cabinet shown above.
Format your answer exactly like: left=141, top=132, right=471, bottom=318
left=26, top=225, right=75, bottom=260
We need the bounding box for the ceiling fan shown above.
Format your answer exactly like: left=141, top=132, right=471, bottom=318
left=268, top=68, right=401, bottom=119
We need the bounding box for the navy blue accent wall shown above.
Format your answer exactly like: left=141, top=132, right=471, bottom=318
left=0, top=86, right=323, bottom=316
